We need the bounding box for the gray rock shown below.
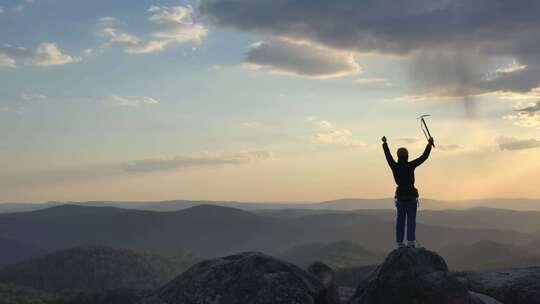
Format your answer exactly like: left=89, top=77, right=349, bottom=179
left=469, top=291, right=503, bottom=304
left=349, top=247, right=476, bottom=304
left=455, top=267, right=540, bottom=304
left=307, top=262, right=340, bottom=304
left=338, top=287, right=356, bottom=304
left=140, top=252, right=328, bottom=304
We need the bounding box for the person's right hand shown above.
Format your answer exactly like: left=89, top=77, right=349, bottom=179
left=382, top=136, right=387, bottom=143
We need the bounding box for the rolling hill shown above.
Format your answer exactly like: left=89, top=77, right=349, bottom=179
left=0, top=204, right=535, bottom=262
left=0, top=245, right=197, bottom=292
left=0, top=238, right=45, bottom=268
left=439, top=240, right=530, bottom=270
left=279, top=240, right=384, bottom=268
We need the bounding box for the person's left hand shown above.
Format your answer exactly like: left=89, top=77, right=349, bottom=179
left=428, top=137, right=435, bottom=146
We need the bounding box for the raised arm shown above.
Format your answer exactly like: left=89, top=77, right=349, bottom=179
left=382, top=136, right=396, bottom=167
left=410, top=138, right=434, bottom=168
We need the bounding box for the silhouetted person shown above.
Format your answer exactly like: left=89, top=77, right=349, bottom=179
left=382, top=136, right=434, bottom=248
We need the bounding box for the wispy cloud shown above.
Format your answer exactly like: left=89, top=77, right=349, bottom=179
left=0, top=43, right=80, bottom=68
left=20, top=91, right=47, bottom=102
left=354, top=77, right=392, bottom=87
left=496, top=136, right=540, bottom=151
left=240, top=121, right=260, bottom=128
left=13, top=0, right=34, bottom=12
left=306, top=116, right=365, bottom=148
left=0, top=151, right=272, bottom=189
left=122, top=151, right=272, bottom=173
left=398, top=137, right=420, bottom=144
left=504, top=101, right=540, bottom=128
left=438, top=144, right=464, bottom=152
left=97, top=5, right=207, bottom=54
left=108, top=95, right=160, bottom=107
left=385, top=90, right=462, bottom=103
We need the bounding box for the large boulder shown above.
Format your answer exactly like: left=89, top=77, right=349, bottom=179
left=140, top=252, right=330, bottom=304
left=349, top=247, right=476, bottom=304
left=454, top=267, right=540, bottom=304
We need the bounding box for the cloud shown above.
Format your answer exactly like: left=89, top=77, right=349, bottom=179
left=354, top=77, right=392, bottom=87
left=148, top=5, right=207, bottom=42
left=0, top=6, right=4, bottom=14
left=200, top=0, right=540, bottom=101
left=496, top=136, right=540, bottom=151
left=307, top=116, right=365, bottom=148
left=385, top=90, right=461, bottom=103
left=14, top=0, right=34, bottom=12
left=240, top=121, right=260, bottom=128
left=485, top=87, right=540, bottom=101
left=495, top=60, right=528, bottom=75
left=0, top=43, right=80, bottom=68
left=504, top=100, right=540, bottom=128
left=20, top=91, right=47, bottom=102
left=98, top=19, right=165, bottom=54
left=108, top=95, right=160, bottom=107
left=515, top=101, right=540, bottom=114
left=98, top=5, right=207, bottom=54
left=0, top=151, right=272, bottom=189
left=245, top=38, right=360, bottom=79
left=0, top=53, right=16, bottom=68
left=438, top=144, right=464, bottom=152
left=398, top=137, right=421, bottom=144
left=122, top=151, right=271, bottom=173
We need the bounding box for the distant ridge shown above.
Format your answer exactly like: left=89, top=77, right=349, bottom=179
left=4, top=197, right=540, bottom=214
left=0, top=204, right=534, bottom=261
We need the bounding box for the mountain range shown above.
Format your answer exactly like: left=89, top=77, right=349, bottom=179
left=1, top=204, right=539, bottom=266
left=4, top=197, right=540, bottom=214
left=1, top=203, right=540, bottom=303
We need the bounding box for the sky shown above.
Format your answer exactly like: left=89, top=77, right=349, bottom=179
left=2, top=0, right=540, bottom=203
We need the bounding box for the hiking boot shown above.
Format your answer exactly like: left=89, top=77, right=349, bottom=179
left=397, top=242, right=406, bottom=248
left=407, top=241, right=416, bottom=248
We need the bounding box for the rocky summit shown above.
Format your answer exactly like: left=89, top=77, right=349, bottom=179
left=140, top=251, right=335, bottom=304
left=349, top=247, right=499, bottom=304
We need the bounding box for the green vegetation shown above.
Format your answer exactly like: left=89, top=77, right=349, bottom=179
left=280, top=240, right=384, bottom=268
left=0, top=245, right=199, bottom=292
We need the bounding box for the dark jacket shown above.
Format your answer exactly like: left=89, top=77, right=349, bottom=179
left=383, top=143, right=432, bottom=198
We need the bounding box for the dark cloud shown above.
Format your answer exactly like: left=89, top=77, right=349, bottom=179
left=516, top=101, right=540, bottom=114
left=122, top=151, right=271, bottom=173
left=496, top=136, right=540, bottom=151
left=200, top=0, right=540, bottom=56
left=200, top=0, right=540, bottom=97
left=245, top=38, right=360, bottom=78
